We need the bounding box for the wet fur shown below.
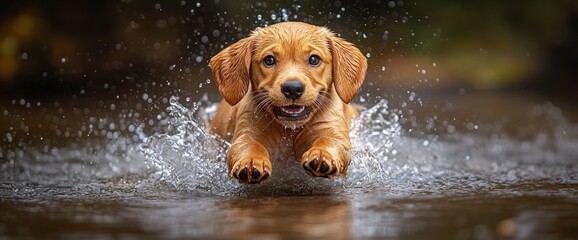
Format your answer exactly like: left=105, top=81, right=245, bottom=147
left=209, top=22, right=367, bottom=184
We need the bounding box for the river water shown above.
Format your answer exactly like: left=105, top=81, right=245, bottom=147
left=1, top=90, right=577, bottom=239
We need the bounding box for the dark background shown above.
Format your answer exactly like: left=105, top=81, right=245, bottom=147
left=1, top=0, right=577, bottom=99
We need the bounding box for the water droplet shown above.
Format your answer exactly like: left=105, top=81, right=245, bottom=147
left=401, top=16, right=408, bottom=23
left=409, top=92, right=416, bottom=101
left=382, top=31, right=389, bottom=40
left=447, top=125, right=456, bottom=133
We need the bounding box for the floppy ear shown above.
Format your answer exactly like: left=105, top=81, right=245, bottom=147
left=209, top=37, right=253, bottom=106
left=328, top=36, right=368, bottom=103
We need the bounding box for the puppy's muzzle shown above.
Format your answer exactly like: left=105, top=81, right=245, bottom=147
left=274, top=80, right=311, bottom=121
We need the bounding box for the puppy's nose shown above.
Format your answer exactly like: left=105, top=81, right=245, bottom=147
left=281, top=80, right=305, bottom=100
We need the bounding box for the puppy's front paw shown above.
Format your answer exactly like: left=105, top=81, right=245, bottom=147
left=301, top=148, right=342, bottom=178
left=230, top=156, right=272, bottom=184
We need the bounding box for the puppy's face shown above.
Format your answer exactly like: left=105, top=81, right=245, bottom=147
left=250, top=23, right=333, bottom=127
left=210, top=22, right=367, bottom=128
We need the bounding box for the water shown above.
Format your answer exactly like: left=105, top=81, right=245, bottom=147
left=1, top=91, right=577, bottom=239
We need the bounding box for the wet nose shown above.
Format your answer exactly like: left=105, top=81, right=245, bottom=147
left=281, top=80, right=305, bottom=100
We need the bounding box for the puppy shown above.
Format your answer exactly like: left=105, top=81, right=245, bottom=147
left=209, top=22, right=367, bottom=184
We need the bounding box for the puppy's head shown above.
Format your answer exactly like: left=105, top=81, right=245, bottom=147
left=209, top=22, right=367, bottom=128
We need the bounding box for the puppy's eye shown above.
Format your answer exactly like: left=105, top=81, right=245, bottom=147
left=308, top=55, right=321, bottom=66
left=263, top=55, right=276, bottom=67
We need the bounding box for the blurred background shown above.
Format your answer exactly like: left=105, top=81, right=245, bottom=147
left=1, top=0, right=577, bottom=95
left=1, top=0, right=577, bottom=150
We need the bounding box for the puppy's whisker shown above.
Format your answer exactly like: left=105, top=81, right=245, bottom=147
left=256, top=100, right=272, bottom=122
left=313, top=91, right=331, bottom=112
left=252, top=92, right=274, bottom=123
left=255, top=98, right=268, bottom=112
left=263, top=112, right=277, bottom=129
left=252, top=91, right=270, bottom=112
left=302, top=120, right=313, bottom=133
left=254, top=102, right=268, bottom=120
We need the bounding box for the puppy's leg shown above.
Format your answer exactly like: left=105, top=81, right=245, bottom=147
left=299, top=124, right=352, bottom=178
left=228, top=133, right=272, bottom=184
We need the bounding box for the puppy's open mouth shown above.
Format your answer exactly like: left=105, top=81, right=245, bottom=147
left=272, top=105, right=312, bottom=121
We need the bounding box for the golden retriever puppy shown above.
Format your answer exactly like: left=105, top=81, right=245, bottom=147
left=209, top=22, right=367, bottom=184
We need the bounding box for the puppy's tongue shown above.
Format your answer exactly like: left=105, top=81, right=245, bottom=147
left=281, top=105, right=304, bottom=114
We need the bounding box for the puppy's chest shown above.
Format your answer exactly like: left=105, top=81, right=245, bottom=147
left=267, top=130, right=300, bottom=162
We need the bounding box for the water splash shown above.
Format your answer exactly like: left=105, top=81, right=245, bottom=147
left=348, top=100, right=402, bottom=188
left=139, top=97, right=404, bottom=196
left=139, top=96, right=576, bottom=197
left=2, top=96, right=577, bottom=198
left=140, top=96, right=238, bottom=195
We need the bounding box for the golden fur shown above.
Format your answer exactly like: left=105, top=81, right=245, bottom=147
left=209, top=22, right=367, bottom=184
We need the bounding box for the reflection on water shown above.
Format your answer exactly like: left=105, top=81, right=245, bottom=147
left=2, top=193, right=577, bottom=239
left=222, top=196, right=351, bottom=238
